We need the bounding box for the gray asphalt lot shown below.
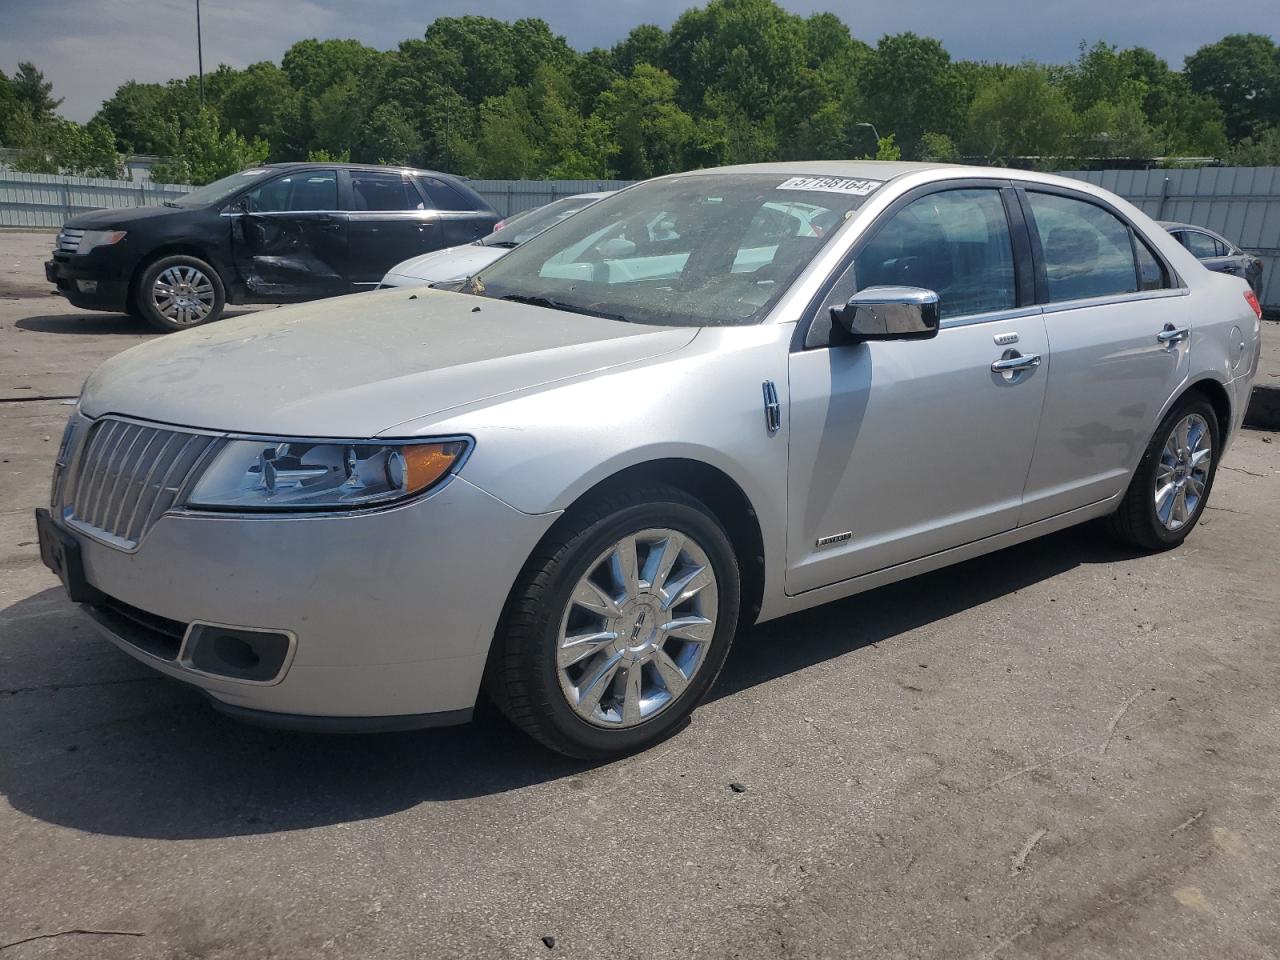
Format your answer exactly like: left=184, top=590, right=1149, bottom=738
left=1, top=231, right=1279, bottom=959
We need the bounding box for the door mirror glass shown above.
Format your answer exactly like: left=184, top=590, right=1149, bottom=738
left=834, top=286, right=940, bottom=341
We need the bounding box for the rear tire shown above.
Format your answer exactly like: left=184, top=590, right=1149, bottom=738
left=486, top=486, right=741, bottom=759
left=1108, top=394, right=1219, bottom=551
left=134, top=254, right=225, bottom=333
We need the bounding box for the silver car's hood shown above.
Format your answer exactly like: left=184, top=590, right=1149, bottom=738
left=382, top=244, right=507, bottom=285
left=80, top=289, right=698, bottom=437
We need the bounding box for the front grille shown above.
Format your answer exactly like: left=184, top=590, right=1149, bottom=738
left=59, top=418, right=218, bottom=549
left=56, top=228, right=84, bottom=253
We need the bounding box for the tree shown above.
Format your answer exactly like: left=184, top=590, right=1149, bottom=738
left=1227, top=127, right=1280, bottom=165
left=12, top=62, right=62, bottom=121
left=593, top=65, right=698, bottom=179
left=1185, top=34, right=1280, bottom=142
left=965, top=64, right=1077, bottom=165
left=862, top=34, right=965, bottom=159
left=359, top=102, right=422, bottom=165
left=919, top=131, right=959, bottom=161
left=11, top=118, right=121, bottom=178
left=148, top=107, right=268, bottom=185
left=218, top=62, right=301, bottom=161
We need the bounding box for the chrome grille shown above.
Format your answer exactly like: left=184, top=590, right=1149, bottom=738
left=60, top=418, right=217, bottom=549
left=56, top=228, right=84, bottom=253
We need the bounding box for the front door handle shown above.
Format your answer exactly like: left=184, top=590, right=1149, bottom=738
left=1157, top=325, right=1189, bottom=345
left=990, top=351, right=1042, bottom=373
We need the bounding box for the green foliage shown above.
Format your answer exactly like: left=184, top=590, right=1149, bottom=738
left=8, top=1, right=1280, bottom=188
left=1185, top=34, right=1279, bottom=143
left=1227, top=128, right=1280, bottom=165
left=148, top=107, right=268, bottom=185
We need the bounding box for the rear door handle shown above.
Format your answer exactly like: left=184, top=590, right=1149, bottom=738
left=1157, top=325, right=1189, bottom=344
left=990, top=352, right=1042, bottom=373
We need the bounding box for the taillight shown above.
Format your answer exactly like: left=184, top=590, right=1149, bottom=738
left=1244, top=290, right=1262, bottom=319
left=492, top=220, right=504, bottom=232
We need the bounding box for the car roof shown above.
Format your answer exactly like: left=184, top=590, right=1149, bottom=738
left=260, top=161, right=457, bottom=179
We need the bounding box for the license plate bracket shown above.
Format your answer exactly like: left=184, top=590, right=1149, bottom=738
left=35, top=508, right=103, bottom=604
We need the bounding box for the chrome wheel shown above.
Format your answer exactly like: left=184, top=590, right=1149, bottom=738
left=1154, top=413, right=1212, bottom=531
left=152, top=264, right=215, bottom=325
left=556, top=528, right=719, bottom=729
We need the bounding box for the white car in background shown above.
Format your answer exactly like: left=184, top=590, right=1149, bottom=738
left=379, top=192, right=610, bottom=288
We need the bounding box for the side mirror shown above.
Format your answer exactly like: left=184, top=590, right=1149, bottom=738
left=833, top=286, right=940, bottom=341
left=224, top=197, right=248, bottom=216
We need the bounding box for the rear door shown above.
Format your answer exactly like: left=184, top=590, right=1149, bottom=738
left=786, top=183, right=1049, bottom=593
left=1180, top=229, right=1246, bottom=280
left=415, top=175, right=497, bottom=246
left=1018, top=188, right=1191, bottom=523
left=344, top=170, right=441, bottom=286
left=230, top=168, right=349, bottom=300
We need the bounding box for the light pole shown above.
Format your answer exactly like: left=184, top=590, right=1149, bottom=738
left=196, top=0, right=205, bottom=105
left=855, top=121, right=881, bottom=150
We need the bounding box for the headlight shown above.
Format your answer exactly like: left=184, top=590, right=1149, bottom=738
left=186, top=438, right=469, bottom=511
left=77, top=230, right=127, bottom=254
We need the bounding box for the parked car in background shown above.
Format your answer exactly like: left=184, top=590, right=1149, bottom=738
left=38, top=162, right=1262, bottom=759
left=45, top=163, right=499, bottom=331
left=1160, top=221, right=1263, bottom=297
left=378, top=192, right=609, bottom=288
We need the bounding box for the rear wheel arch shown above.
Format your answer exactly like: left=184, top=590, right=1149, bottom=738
left=1180, top=378, right=1232, bottom=444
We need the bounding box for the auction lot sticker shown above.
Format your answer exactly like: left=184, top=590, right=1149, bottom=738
left=777, top=176, right=882, bottom=196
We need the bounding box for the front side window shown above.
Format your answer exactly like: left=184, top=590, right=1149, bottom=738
left=852, top=188, right=1016, bottom=320
left=1026, top=192, right=1137, bottom=302
left=350, top=172, right=423, bottom=212
left=243, top=171, right=337, bottom=213
left=466, top=173, right=882, bottom=327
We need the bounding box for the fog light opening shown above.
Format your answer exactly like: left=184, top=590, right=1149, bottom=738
left=213, top=634, right=261, bottom=670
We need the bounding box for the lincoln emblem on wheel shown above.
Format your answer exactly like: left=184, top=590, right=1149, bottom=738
left=37, top=161, right=1262, bottom=758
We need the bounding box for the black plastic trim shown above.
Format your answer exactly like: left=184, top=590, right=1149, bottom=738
left=206, top=698, right=474, bottom=733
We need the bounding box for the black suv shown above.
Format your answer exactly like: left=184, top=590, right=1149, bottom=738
left=45, top=163, right=500, bottom=331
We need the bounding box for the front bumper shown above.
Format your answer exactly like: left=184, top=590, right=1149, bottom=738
left=41, top=473, right=558, bottom=726
left=46, top=249, right=132, bottom=312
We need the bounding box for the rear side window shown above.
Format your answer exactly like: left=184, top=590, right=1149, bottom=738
left=853, top=188, right=1017, bottom=320
left=1026, top=192, right=1136, bottom=302
left=1134, top=235, right=1168, bottom=291
left=244, top=171, right=337, bottom=212
left=417, top=177, right=474, bottom=212
left=350, top=172, right=423, bottom=212
left=1183, top=230, right=1221, bottom=260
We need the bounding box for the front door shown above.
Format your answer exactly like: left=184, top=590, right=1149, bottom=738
left=344, top=170, right=441, bottom=286
left=1017, top=188, right=1191, bottom=523
left=786, top=185, right=1048, bottom=594
left=230, top=168, right=349, bottom=300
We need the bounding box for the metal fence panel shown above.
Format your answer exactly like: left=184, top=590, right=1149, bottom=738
left=0, top=170, right=193, bottom=228
left=1059, top=166, right=1280, bottom=309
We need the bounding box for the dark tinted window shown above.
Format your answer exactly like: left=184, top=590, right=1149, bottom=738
left=1183, top=230, right=1221, bottom=259
left=1027, top=192, right=1136, bottom=302
left=350, top=172, right=423, bottom=212
left=417, top=177, right=473, bottom=211
left=1135, top=234, right=1168, bottom=290
left=244, top=171, right=337, bottom=212
left=854, top=188, right=1016, bottom=319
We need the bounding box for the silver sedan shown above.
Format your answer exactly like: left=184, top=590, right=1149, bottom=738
left=37, top=162, right=1263, bottom=758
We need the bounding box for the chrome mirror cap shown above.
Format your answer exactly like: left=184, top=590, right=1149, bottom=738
left=835, top=285, right=941, bottom=341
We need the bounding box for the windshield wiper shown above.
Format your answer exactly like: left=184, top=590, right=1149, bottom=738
left=485, top=240, right=520, bottom=248
left=498, top=293, right=628, bottom=323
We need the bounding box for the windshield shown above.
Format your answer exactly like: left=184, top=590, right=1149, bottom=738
left=172, top=167, right=275, bottom=208
left=465, top=173, right=882, bottom=327
left=480, top=195, right=603, bottom=248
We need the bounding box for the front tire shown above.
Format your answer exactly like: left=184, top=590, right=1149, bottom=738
left=1108, top=394, right=1219, bottom=551
left=134, top=254, right=225, bottom=332
left=487, top=486, right=741, bottom=759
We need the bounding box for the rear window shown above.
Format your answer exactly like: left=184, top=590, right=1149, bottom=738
left=417, top=177, right=474, bottom=212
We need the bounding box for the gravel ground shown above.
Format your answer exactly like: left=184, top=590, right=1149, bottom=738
left=1, top=231, right=1278, bottom=959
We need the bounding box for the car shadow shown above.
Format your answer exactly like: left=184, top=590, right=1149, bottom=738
left=0, top=524, right=1138, bottom=841
left=15, top=309, right=264, bottom=335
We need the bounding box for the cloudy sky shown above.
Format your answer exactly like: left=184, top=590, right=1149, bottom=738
left=3, top=0, right=1275, bottom=122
